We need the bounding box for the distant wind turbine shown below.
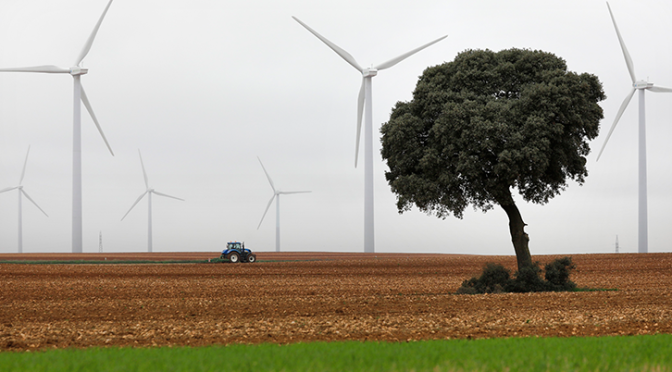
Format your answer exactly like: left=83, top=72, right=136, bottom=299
left=0, top=0, right=115, bottom=253
left=293, top=16, right=446, bottom=253
left=121, top=150, right=184, bottom=253
left=597, top=2, right=672, bottom=254
left=0, top=146, right=48, bottom=253
left=257, top=157, right=311, bottom=252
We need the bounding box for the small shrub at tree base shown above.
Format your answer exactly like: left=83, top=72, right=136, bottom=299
left=457, top=257, right=577, bottom=294
left=480, top=263, right=511, bottom=290
left=455, top=278, right=479, bottom=295
left=544, top=257, right=577, bottom=291
left=506, top=262, right=548, bottom=293
left=456, top=263, right=510, bottom=294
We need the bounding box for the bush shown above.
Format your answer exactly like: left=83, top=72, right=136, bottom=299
left=544, top=257, right=577, bottom=291
left=505, top=262, right=547, bottom=293
left=456, top=263, right=510, bottom=294
left=456, top=257, right=576, bottom=294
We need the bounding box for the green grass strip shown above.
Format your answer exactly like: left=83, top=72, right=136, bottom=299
left=1, top=334, right=671, bottom=372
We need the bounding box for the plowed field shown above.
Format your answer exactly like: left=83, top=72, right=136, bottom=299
left=1, top=252, right=671, bottom=351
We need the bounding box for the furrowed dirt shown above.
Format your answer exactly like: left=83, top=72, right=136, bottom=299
left=0, top=252, right=671, bottom=351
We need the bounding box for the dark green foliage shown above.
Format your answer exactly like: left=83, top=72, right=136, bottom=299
left=457, top=257, right=577, bottom=294
left=381, top=48, right=605, bottom=218
left=506, top=262, right=548, bottom=293
left=456, top=263, right=510, bottom=294
left=479, top=263, right=511, bottom=293
left=545, top=256, right=577, bottom=291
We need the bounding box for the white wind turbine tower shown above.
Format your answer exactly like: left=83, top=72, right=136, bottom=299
left=0, top=146, right=48, bottom=253
left=257, top=157, right=311, bottom=252
left=0, top=0, right=115, bottom=253
left=597, top=2, right=672, bottom=254
left=293, top=17, right=446, bottom=253
left=121, top=150, right=184, bottom=253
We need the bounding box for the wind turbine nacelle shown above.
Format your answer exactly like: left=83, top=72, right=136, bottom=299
left=362, top=68, right=378, bottom=78
left=634, top=81, right=653, bottom=89
left=69, top=67, right=89, bottom=76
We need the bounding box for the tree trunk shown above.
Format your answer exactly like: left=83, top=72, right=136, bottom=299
left=498, top=191, right=532, bottom=271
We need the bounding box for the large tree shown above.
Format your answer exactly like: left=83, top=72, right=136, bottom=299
left=381, top=48, right=605, bottom=270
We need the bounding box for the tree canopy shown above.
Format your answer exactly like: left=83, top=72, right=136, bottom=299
left=380, top=48, right=605, bottom=269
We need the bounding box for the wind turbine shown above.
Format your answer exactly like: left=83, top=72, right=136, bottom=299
left=0, top=146, right=48, bottom=253
left=0, top=0, right=115, bottom=253
left=597, top=2, right=672, bottom=254
left=121, top=150, right=184, bottom=253
left=257, top=157, right=310, bottom=252
left=293, top=17, right=446, bottom=253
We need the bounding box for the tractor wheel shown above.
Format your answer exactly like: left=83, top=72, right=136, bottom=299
left=227, top=252, right=240, bottom=263
left=247, top=254, right=257, bottom=263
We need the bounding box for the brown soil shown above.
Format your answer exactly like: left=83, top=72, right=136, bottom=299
left=0, top=252, right=671, bottom=351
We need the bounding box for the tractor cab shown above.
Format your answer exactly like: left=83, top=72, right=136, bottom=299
left=227, top=242, right=243, bottom=250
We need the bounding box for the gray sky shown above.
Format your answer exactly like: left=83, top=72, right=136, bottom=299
left=1, top=0, right=671, bottom=255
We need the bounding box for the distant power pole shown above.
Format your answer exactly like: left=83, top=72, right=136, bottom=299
left=99, top=231, right=103, bottom=253
left=615, top=235, right=619, bottom=254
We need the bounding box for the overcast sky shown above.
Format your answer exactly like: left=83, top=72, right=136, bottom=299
left=1, top=0, right=670, bottom=255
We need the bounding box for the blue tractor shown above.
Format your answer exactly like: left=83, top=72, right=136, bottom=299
left=220, top=242, right=257, bottom=263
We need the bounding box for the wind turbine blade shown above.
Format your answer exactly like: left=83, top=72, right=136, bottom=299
left=606, top=2, right=636, bottom=84
left=279, top=191, right=312, bottom=195
left=0, top=65, right=70, bottom=73
left=257, top=157, right=276, bottom=192
left=375, top=35, right=447, bottom=70
left=257, top=194, right=276, bottom=229
left=19, top=146, right=31, bottom=185
left=292, top=16, right=363, bottom=72
left=0, top=186, right=19, bottom=194
left=80, top=83, right=114, bottom=156
left=121, top=191, right=148, bottom=221
left=75, top=0, right=114, bottom=66
left=355, top=78, right=365, bottom=167
left=138, top=150, right=149, bottom=189
left=597, top=88, right=636, bottom=161
left=20, top=189, right=48, bottom=217
left=152, top=190, right=184, bottom=201
left=649, top=86, right=672, bottom=93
